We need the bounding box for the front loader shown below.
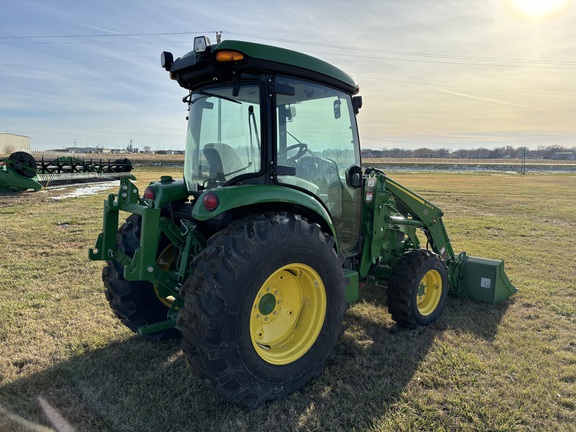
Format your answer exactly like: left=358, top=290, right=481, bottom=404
left=89, top=36, right=517, bottom=408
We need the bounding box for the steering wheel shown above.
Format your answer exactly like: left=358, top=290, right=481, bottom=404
left=285, top=143, right=308, bottom=163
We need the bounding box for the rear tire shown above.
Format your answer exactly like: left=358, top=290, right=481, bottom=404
left=387, top=249, right=448, bottom=328
left=102, top=214, right=179, bottom=341
left=178, top=213, right=346, bottom=408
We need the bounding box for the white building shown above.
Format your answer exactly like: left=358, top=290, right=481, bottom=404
left=1, top=133, right=31, bottom=154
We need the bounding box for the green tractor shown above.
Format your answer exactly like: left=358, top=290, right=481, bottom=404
left=89, top=36, right=517, bottom=408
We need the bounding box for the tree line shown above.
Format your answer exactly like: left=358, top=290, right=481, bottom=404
left=362, top=145, right=576, bottom=159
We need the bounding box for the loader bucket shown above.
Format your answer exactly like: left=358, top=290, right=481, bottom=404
left=458, top=255, right=518, bottom=304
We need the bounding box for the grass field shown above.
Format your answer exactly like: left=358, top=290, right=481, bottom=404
left=0, top=168, right=574, bottom=431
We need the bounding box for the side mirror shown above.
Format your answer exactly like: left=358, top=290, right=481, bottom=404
left=346, top=165, right=363, bottom=189
left=352, top=96, right=363, bottom=114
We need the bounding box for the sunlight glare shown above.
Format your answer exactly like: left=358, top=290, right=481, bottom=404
left=508, top=0, right=571, bottom=18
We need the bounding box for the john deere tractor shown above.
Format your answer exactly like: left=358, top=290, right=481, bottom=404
left=89, top=36, right=517, bottom=408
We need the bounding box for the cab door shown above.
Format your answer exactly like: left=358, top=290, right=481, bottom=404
left=274, top=76, right=362, bottom=256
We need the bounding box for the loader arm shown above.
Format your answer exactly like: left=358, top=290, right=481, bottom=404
left=360, top=172, right=517, bottom=303
left=383, top=176, right=456, bottom=261
left=360, top=172, right=457, bottom=288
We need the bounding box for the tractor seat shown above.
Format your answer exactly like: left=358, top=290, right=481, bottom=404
left=203, top=143, right=245, bottom=181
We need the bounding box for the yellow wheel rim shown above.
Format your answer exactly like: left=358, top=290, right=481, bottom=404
left=250, top=264, right=327, bottom=365
left=416, top=269, right=443, bottom=316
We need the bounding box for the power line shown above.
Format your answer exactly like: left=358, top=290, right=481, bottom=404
left=2, top=30, right=576, bottom=72
left=304, top=49, right=576, bottom=70
left=225, top=31, right=576, bottom=67
left=1, top=30, right=574, bottom=67
left=0, top=41, right=195, bottom=46
left=0, top=31, right=216, bottom=39
left=0, top=60, right=147, bottom=66
left=355, top=76, right=576, bottom=97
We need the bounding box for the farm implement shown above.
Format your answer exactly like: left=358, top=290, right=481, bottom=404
left=0, top=151, right=134, bottom=193
left=89, top=36, right=517, bottom=407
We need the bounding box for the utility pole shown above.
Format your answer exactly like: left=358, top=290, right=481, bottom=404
left=521, top=147, right=527, bottom=175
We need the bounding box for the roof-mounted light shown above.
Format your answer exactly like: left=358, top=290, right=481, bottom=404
left=194, top=36, right=211, bottom=53
left=215, top=50, right=245, bottom=62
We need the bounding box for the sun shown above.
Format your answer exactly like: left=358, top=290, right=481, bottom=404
left=508, top=0, right=571, bottom=18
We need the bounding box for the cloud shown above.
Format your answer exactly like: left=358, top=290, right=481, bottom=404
left=1, top=0, right=574, bottom=150
left=436, top=89, right=552, bottom=113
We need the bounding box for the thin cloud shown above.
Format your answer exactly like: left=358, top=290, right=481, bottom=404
left=1, top=0, right=574, bottom=150
left=436, top=88, right=552, bottom=113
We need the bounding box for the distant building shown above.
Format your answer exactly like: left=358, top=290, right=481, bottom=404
left=0, top=133, right=31, bottom=153
left=551, top=152, right=576, bottom=160
left=65, top=146, right=102, bottom=154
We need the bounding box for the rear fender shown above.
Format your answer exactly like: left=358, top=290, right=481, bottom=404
left=193, top=184, right=338, bottom=246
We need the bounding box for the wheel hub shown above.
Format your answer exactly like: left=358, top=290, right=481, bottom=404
left=416, top=269, right=442, bottom=316
left=250, top=264, right=326, bottom=365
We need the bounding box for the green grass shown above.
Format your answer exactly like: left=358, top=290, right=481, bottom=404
left=1, top=169, right=575, bottom=431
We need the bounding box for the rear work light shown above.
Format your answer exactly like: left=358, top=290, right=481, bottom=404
left=203, top=192, right=220, bottom=211
left=215, top=50, right=245, bottom=62
left=194, top=36, right=211, bottom=53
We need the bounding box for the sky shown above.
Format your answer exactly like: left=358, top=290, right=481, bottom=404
left=1, top=0, right=575, bottom=151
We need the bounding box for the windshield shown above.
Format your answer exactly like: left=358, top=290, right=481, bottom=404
left=184, top=85, right=261, bottom=191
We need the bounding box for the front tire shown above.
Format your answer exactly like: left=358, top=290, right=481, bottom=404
left=178, top=213, right=346, bottom=408
left=387, top=249, right=448, bottom=328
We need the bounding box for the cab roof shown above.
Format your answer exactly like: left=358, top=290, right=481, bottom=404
left=169, top=39, right=359, bottom=95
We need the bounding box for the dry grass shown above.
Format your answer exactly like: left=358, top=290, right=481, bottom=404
left=0, top=168, right=575, bottom=431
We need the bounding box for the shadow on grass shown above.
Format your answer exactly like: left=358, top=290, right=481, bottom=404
left=287, top=283, right=512, bottom=430
left=0, top=286, right=510, bottom=432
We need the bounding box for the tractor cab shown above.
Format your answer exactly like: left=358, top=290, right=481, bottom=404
left=173, top=37, right=363, bottom=255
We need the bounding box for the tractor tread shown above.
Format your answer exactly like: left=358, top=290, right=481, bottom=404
left=386, top=249, right=448, bottom=328
left=178, top=212, right=346, bottom=408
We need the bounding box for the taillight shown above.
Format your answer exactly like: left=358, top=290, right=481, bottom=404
left=203, top=192, right=219, bottom=211
left=144, top=187, right=156, bottom=200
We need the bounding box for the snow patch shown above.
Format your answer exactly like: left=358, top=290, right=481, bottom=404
left=50, top=182, right=117, bottom=200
